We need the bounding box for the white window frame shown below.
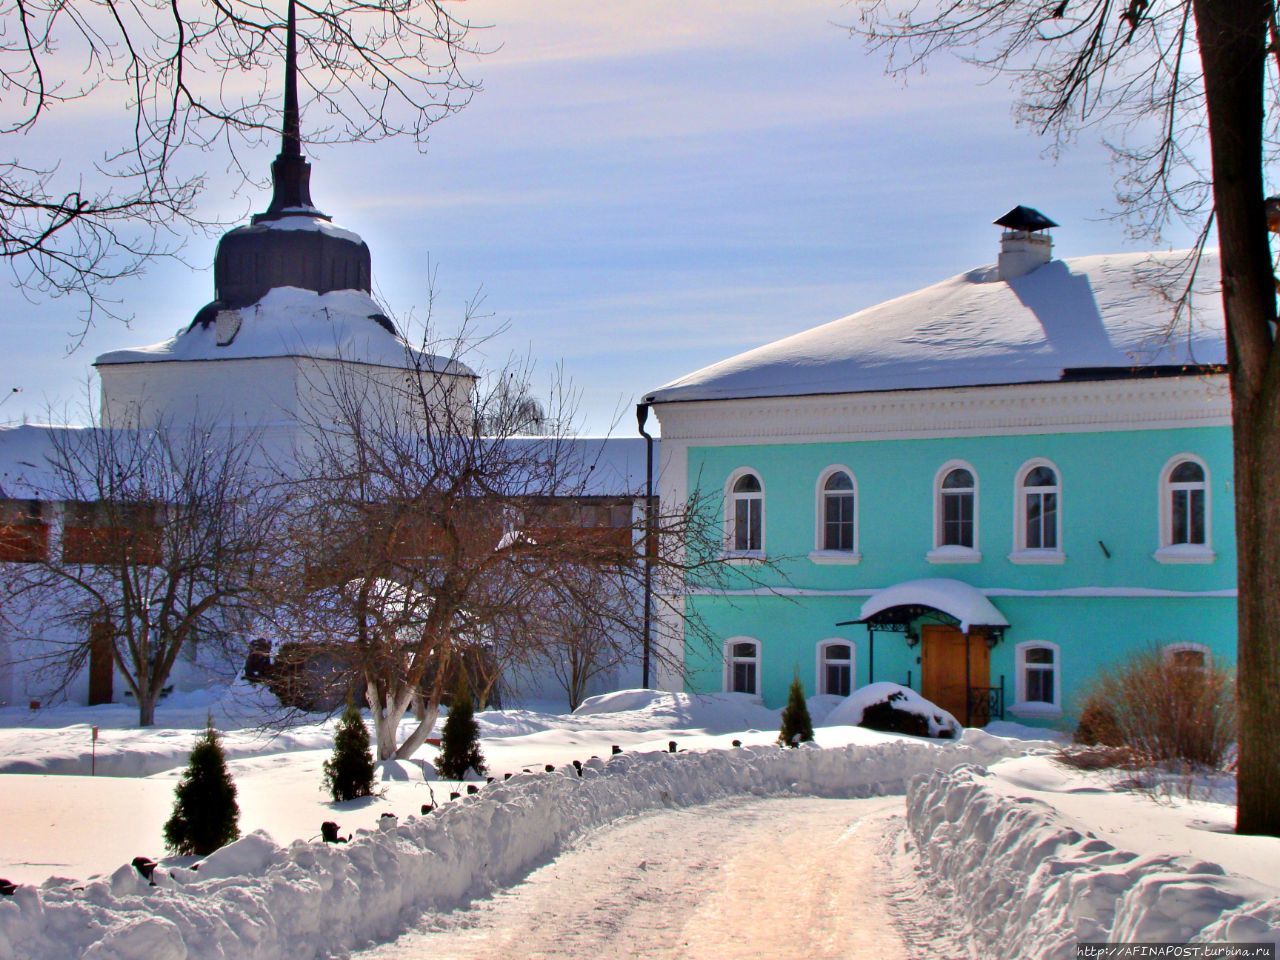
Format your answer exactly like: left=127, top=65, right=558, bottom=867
left=1009, top=458, right=1065, bottom=564
left=1010, top=641, right=1062, bottom=718
left=810, top=465, right=861, bottom=564
left=724, top=468, right=765, bottom=559
left=1163, top=641, right=1212, bottom=668
left=815, top=638, right=856, bottom=697
left=723, top=636, right=761, bottom=698
left=927, top=459, right=981, bottom=564
left=1154, top=454, right=1214, bottom=564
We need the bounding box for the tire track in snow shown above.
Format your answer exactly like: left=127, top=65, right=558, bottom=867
left=357, top=796, right=912, bottom=960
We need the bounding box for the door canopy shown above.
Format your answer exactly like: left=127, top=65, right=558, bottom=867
left=857, top=578, right=1009, bottom=634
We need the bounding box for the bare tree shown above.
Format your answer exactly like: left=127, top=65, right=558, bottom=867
left=848, top=0, right=1278, bottom=835
left=269, top=323, right=763, bottom=761
left=3, top=418, right=279, bottom=725
left=0, top=0, right=480, bottom=329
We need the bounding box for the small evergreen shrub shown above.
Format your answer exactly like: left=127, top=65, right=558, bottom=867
left=164, top=720, right=240, bottom=856
left=778, top=674, right=814, bottom=747
left=436, top=673, right=487, bottom=780
left=324, top=701, right=377, bottom=803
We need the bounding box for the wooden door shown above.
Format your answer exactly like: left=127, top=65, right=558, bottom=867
left=88, top=620, right=114, bottom=706
left=921, top=625, right=989, bottom=724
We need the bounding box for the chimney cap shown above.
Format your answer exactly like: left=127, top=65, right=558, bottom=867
left=994, top=205, right=1058, bottom=232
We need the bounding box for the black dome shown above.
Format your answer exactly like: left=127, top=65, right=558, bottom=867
left=213, top=217, right=371, bottom=309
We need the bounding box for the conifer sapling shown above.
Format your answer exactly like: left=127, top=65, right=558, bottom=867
left=164, top=718, right=240, bottom=856
left=778, top=673, right=815, bottom=747
left=436, top=672, right=487, bottom=780
left=324, top=700, right=377, bottom=803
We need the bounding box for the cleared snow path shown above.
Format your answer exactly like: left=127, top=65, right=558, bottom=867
left=359, top=797, right=909, bottom=960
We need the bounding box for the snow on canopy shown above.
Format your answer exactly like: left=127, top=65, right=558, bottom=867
left=859, top=578, right=1008, bottom=632
left=646, top=250, right=1224, bottom=403
left=94, top=286, right=474, bottom=376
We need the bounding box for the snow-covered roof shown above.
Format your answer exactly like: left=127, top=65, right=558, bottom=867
left=859, top=578, right=1009, bottom=632
left=646, top=250, right=1225, bottom=404
left=94, top=286, right=475, bottom=377
left=234, top=212, right=365, bottom=245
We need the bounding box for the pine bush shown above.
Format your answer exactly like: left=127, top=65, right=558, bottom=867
left=164, top=719, right=240, bottom=856
left=436, top=673, right=487, bottom=780
left=324, top=700, right=377, bottom=802
left=778, top=674, right=815, bottom=747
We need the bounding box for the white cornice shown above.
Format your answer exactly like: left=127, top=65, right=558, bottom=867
left=652, top=376, right=1230, bottom=444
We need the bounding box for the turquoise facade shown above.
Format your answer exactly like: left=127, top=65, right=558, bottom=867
left=682, top=425, right=1236, bottom=728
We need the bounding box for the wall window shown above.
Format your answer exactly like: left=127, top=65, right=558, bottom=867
left=1011, top=460, right=1064, bottom=563
left=728, top=471, right=764, bottom=554
left=929, top=461, right=980, bottom=562
left=1156, top=455, right=1213, bottom=563
left=940, top=468, right=975, bottom=546
left=1013, top=641, right=1061, bottom=716
left=817, top=640, right=854, bottom=697
left=725, top=638, right=760, bottom=696
left=811, top=466, right=860, bottom=562
left=1164, top=642, right=1210, bottom=670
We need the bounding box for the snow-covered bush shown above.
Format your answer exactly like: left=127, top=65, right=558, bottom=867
left=323, top=701, right=376, bottom=802
left=824, top=682, right=959, bottom=739
left=163, top=721, right=240, bottom=856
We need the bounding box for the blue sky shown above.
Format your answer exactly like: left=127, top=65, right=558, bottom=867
left=0, top=0, right=1202, bottom=435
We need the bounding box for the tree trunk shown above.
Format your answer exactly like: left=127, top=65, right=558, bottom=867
left=394, top=703, right=441, bottom=761
left=137, top=691, right=157, bottom=727
left=1192, top=0, right=1280, bottom=835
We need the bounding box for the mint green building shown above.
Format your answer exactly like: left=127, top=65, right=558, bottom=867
left=644, top=213, right=1231, bottom=729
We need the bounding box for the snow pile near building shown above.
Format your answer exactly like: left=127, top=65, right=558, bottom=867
left=572, top=688, right=779, bottom=731
left=0, top=734, right=1026, bottom=960
left=905, top=765, right=1280, bottom=959
left=822, top=682, right=961, bottom=738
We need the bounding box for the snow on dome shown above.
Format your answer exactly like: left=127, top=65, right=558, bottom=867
left=859, top=578, right=1008, bottom=632
left=646, top=249, right=1224, bottom=403
left=249, top=213, right=364, bottom=245
left=94, top=286, right=474, bottom=377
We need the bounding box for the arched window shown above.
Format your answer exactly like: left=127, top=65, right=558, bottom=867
left=1013, top=641, right=1061, bottom=716
left=822, top=471, right=855, bottom=551
left=930, top=462, right=979, bottom=562
left=811, top=467, right=859, bottom=561
left=726, top=470, right=763, bottom=555
left=1164, top=642, right=1210, bottom=670
left=817, top=639, right=854, bottom=697
left=1167, top=459, right=1206, bottom=545
left=724, top=638, right=760, bottom=696
left=1156, top=455, right=1213, bottom=562
left=1011, top=460, right=1063, bottom=562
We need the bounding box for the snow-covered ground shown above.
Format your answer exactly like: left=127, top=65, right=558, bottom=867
left=1, top=686, right=1276, bottom=959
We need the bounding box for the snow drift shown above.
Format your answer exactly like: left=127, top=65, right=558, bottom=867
left=905, top=765, right=1280, bottom=959
left=1, top=734, right=1021, bottom=960
left=823, top=682, right=960, bottom=738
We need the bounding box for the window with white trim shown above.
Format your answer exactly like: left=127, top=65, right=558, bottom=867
left=1013, top=641, right=1061, bottom=716
left=1167, top=460, right=1207, bottom=545
left=1164, top=642, right=1210, bottom=670
left=1156, top=455, right=1213, bottom=563
left=822, top=471, right=855, bottom=551
left=817, top=640, right=854, bottom=697
left=1021, top=464, right=1059, bottom=550
left=725, top=638, right=760, bottom=696
left=938, top=466, right=976, bottom=548
left=727, top=471, right=763, bottom=555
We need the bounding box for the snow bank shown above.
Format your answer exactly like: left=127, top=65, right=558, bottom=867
left=822, top=682, right=960, bottom=738
left=572, top=689, right=779, bottom=731
left=905, top=766, right=1280, bottom=960
left=0, top=736, right=1027, bottom=960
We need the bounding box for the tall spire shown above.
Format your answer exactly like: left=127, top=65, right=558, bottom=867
left=255, top=0, right=325, bottom=222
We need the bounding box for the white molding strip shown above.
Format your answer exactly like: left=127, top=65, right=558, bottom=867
left=688, top=585, right=1237, bottom=599
left=654, top=376, right=1231, bottom=445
